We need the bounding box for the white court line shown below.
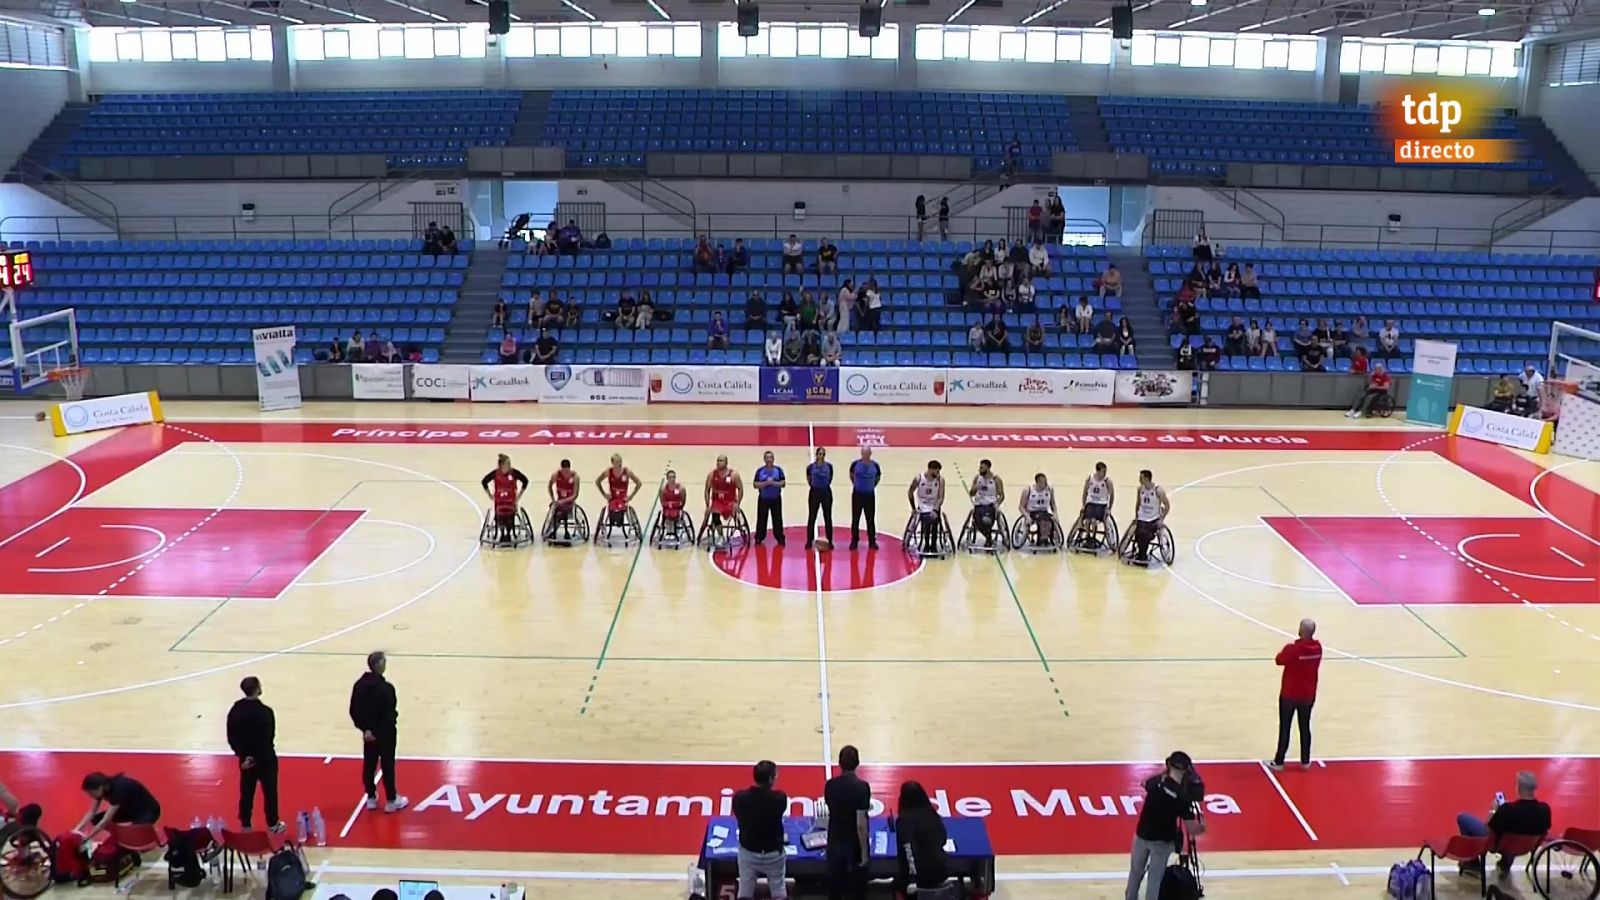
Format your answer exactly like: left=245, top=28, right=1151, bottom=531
left=1530, top=460, right=1600, bottom=549
left=32, top=536, right=70, bottom=558
left=1191, top=523, right=1341, bottom=594
left=0, top=443, right=88, bottom=552
left=1456, top=533, right=1594, bottom=583
left=1258, top=761, right=1318, bottom=842
left=1329, top=863, right=1351, bottom=886
left=27, top=523, right=168, bottom=574
left=1552, top=546, right=1586, bottom=568
left=304, top=862, right=1393, bottom=883
left=809, top=420, right=833, bottom=774
left=295, top=519, right=437, bottom=588
left=337, top=793, right=367, bottom=839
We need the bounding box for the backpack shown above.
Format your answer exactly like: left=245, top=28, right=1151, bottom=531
left=162, top=828, right=208, bottom=889
left=50, top=832, right=90, bottom=885
left=265, top=845, right=310, bottom=900
left=1159, top=862, right=1201, bottom=900
left=52, top=832, right=135, bottom=887
left=1387, top=859, right=1433, bottom=900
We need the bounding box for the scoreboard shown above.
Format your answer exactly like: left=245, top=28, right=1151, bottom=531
left=1, top=250, right=34, bottom=289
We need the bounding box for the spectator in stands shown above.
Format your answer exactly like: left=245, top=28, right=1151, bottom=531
left=1489, top=374, right=1519, bottom=413
left=694, top=236, right=716, bottom=273
left=1348, top=316, right=1371, bottom=358
left=1175, top=341, right=1195, bottom=371
left=539, top=221, right=560, bottom=256
left=708, top=311, right=730, bottom=350
left=526, top=291, right=544, bottom=326
left=1224, top=262, right=1242, bottom=297
left=994, top=239, right=1010, bottom=264
left=745, top=291, right=767, bottom=328
left=1004, top=135, right=1022, bottom=180
left=1240, top=263, right=1261, bottom=300
left=497, top=330, right=518, bottom=365
left=1350, top=346, right=1369, bottom=375
left=558, top=220, right=582, bottom=255
left=861, top=279, right=884, bottom=332
left=1027, top=200, right=1044, bottom=244
left=1260, top=321, right=1278, bottom=358
left=1185, top=262, right=1208, bottom=297
left=974, top=257, right=999, bottom=299
left=1301, top=341, right=1327, bottom=373
left=1054, top=302, right=1072, bottom=332
left=799, top=292, right=819, bottom=334
left=968, top=321, right=986, bottom=353
left=1198, top=336, right=1221, bottom=371
left=1455, top=771, right=1551, bottom=876
left=607, top=293, right=636, bottom=329
left=347, top=330, right=365, bottom=363
left=818, top=289, right=838, bottom=332
left=327, top=337, right=345, bottom=363
left=1047, top=193, right=1066, bottom=243
left=782, top=234, right=805, bottom=275
left=1015, top=278, right=1036, bottom=310
left=1028, top=240, right=1050, bottom=278
left=438, top=225, right=458, bottom=255
left=802, top=331, right=823, bottom=366
left=1024, top=320, right=1045, bottom=355
left=636, top=292, right=655, bottom=331
left=1094, top=311, right=1118, bottom=351
left=996, top=255, right=1016, bottom=300
left=1010, top=240, right=1029, bottom=269
left=532, top=329, right=559, bottom=364
left=1313, top=319, right=1335, bottom=359
left=765, top=330, right=784, bottom=366
left=1245, top=319, right=1262, bottom=356
left=405, top=344, right=422, bottom=363
left=364, top=332, right=383, bottom=362
left=423, top=221, right=442, bottom=255
left=1175, top=296, right=1200, bottom=337
left=1292, top=319, right=1315, bottom=362
left=1116, top=318, right=1137, bottom=359
left=778, top=292, right=800, bottom=334
left=783, top=329, right=804, bottom=365
left=915, top=195, right=928, bottom=240
left=728, top=238, right=750, bottom=275
left=491, top=298, right=507, bottom=329
left=821, top=329, right=843, bottom=366
left=380, top=337, right=400, bottom=364
left=1193, top=227, right=1213, bottom=262
left=1206, top=262, right=1223, bottom=295
left=984, top=315, right=1011, bottom=353
left=819, top=238, right=839, bottom=275
left=837, top=281, right=856, bottom=333
left=714, top=243, right=729, bottom=273
left=1099, top=264, right=1123, bottom=300
left=1074, top=296, right=1095, bottom=335
left=1519, top=364, right=1544, bottom=413
left=1377, top=319, right=1400, bottom=362
left=542, top=293, right=566, bottom=330
left=593, top=232, right=612, bottom=250
left=1329, top=320, right=1349, bottom=359
left=1224, top=317, right=1246, bottom=356
left=938, top=197, right=950, bottom=240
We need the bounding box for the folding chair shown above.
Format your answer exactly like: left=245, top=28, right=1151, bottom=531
left=108, top=823, right=164, bottom=889
left=219, top=828, right=289, bottom=893
left=1419, top=834, right=1491, bottom=898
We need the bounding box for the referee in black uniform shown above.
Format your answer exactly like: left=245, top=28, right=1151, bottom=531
left=805, top=447, right=834, bottom=549
left=848, top=446, right=882, bottom=550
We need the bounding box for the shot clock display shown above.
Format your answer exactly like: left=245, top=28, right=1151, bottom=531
left=1, top=250, right=35, bottom=289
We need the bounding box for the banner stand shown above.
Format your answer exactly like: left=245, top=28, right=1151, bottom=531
left=252, top=326, right=302, bottom=412
left=1406, top=339, right=1457, bottom=428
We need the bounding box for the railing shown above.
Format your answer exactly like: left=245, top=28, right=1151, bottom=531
left=597, top=212, right=1110, bottom=245
left=1213, top=188, right=1286, bottom=236
left=1167, top=219, right=1600, bottom=256
left=0, top=213, right=430, bottom=244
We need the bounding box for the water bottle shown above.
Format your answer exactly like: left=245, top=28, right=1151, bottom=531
left=311, top=807, right=326, bottom=846
left=189, top=815, right=202, bottom=830
left=296, top=811, right=310, bottom=844
left=209, top=816, right=224, bottom=844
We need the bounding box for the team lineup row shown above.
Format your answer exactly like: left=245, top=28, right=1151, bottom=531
left=477, top=450, right=1176, bottom=564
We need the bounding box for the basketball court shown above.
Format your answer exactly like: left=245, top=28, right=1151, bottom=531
left=2, top=398, right=1599, bottom=898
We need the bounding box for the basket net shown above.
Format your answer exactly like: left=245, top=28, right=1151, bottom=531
left=47, top=366, right=90, bottom=402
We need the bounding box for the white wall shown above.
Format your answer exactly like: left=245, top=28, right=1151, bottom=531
left=1352, top=72, right=1521, bottom=108
left=0, top=67, right=70, bottom=172
left=1534, top=83, right=1600, bottom=181
left=0, top=184, right=116, bottom=240
left=84, top=60, right=275, bottom=95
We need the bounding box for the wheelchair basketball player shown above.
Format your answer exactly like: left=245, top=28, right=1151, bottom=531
left=651, top=470, right=696, bottom=548
left=544, top=459, right=585, bottom=544
left=1015, top=472, right=1062, bottom=550
left=480, top=454, right=531, bottom=547
left=906, top=460, right=951, bottom=557
left=593, top=453, right=644, bottom=545
left=963, top=459, right=1006, bottom=550
left=1123, top=468, right=1172, bottom=566
left=699, top=454, right=749, bottom=548
left=1071, top=461, right=1117, bottom=552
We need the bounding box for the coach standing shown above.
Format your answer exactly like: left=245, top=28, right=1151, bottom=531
left=1268, top=618, right=1322, bottom=771
left=848, top=447, right=881, bottom=551
left=805, top=448, right=834, bottom=550
left=227, top=676, right=283, bottom=832
left=753, top=450, right=787, bottom=546
left=350, top=651, right=408, bottom=812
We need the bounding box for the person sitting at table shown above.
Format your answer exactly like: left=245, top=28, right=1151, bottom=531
left=894, top=781, right=950, bottom=897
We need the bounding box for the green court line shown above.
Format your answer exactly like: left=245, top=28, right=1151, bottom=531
left=580, top=472, right=665, bottom=715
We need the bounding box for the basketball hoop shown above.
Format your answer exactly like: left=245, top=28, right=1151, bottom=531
left=47, top=366, right=90, bottom=402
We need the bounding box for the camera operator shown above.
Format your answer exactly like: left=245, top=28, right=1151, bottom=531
left=1125, top=751, right=1207, bottom=900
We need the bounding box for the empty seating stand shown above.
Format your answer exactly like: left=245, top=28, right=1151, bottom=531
left=1146, top=243, right=1600, bottom=374
left=543, top=90, right=1078, bottom=173
left=10, top=238, right=470, bottom=365
left=55, top=90, right=521, bottom=171
left=492, top=237, right=1119, bottom=368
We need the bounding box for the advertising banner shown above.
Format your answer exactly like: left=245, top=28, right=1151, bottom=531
left=759, top=366, right=840, bottom=404
left=1406, top=339, right=1458, bottom=428
left=945, top=369, right=1063, bottom=406
left=1113, top=371, right=1195, bottom=405
left=1449, top=404, right=1554, bottom=453
left=411, top=364, right=472, bottom=400
left=48, top=391, right=164, bottom=437
left=539, top=364, right=649, bottom=405
left=469, top=365, right=540, bottom=402
left=648, top=366, right=759, bottom=404
left=350, top=364, right=406, bottom=401
left=251, top=325, right=301, bottom=412
left=1057, top=370, right=1117, bottom=407
left=840, top=367, right=947, bottom=405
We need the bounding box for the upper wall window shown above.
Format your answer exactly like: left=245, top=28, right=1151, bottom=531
left=914, top=25, right=1109, bottom=65
left=494, top=22, right=699, bottom=59
left=720, top=22, right=897, bottom=60
left=88, top=26, right=272, bottom=63
left=1546, top=37, right=1600, bottom=87
left=1338, top=37, right=1519, bottom=79
left=0, top=20, right=69, bottom=68
left=1128, top=31, right=1319, bottom=72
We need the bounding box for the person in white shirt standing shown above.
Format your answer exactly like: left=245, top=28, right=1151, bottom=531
left=1518, top=364, right=1544, bottom=416
left=861, top=279, right=884, bottom=332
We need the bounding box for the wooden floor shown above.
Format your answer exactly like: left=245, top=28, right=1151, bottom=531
left=2, top=399, right=1598, bottom=899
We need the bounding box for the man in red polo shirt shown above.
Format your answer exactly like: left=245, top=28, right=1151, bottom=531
left=1268, top=618, right=1322, bottom=771
left=1346, top=363, right=1392, bottom=418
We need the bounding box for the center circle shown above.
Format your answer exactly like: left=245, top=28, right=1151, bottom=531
left=711, top=526, right=921, bottom=593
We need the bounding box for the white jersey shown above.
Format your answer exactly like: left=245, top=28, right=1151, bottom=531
left=972, top=474, right=999, bottom=506
left=1085, top=475, right=1111, bottom=505
left=1137, top=485, right=1164, bottom=522
left=1025, top=485, right=1053, bottom=513
left=914, top=474, right=943, bottom=514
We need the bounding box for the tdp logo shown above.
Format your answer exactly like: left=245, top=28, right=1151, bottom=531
left=1401, top=92, right=1462, bottom=135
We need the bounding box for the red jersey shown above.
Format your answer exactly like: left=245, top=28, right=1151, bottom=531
left=1276, top=638, right=1323, bottom=702
left=606, top=467, right=631, bottom=510
left=661, top=484, right=686, bottom=518
left=553, top=469, right=577, bottom=504
left=491, top=470, right=519, bottom=514
left=709, top=468, right=736, bottom=510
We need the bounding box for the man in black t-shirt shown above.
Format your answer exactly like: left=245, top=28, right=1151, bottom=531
left=733, top=761, right=789, bottom=900
left=824, top=746, right=871, bottom=900
left=1125, top=752, right=1205, bottom=900
left=75, top=772, right=162, bottom=841
left=1455, top=770, right=1551, bottom=875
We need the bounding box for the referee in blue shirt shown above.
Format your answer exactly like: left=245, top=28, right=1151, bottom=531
left=848, top=447, right=882, bottom=551
left=753, top=450, right=787, bottom=546
left=805, top=447, right=834, bottom=550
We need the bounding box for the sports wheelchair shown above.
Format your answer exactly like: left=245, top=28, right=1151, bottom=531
left=541, top=501, right=591, bottom=547
left=479, top=505, right=535, bottom=549
left=698, top=506, right=752, bottom=550
left=649, top=506, right=697, bottom=549
left=903, top=509, right=956, bottom=560
left=1118, top=520, right=1176, bottom=568
left=0, top=821, right=54, bottom=899
left=957, top=504, right=1010, bottom=554
left=1066, top=506, right=1120, bottom=556
left=593, top=502, right=643, bottom=548
left=1010, top=509, right=1066, bottom=554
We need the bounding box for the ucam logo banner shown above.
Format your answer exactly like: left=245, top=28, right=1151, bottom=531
left=945, top=369, right=1060, bottom=406
left=841, top=367, right=946, bottom=405
left=350, top=364, right=406, bottom=400
left=1114, top=371, right=1194, bottom=405
left=540, top=365, right=650, bottom=405
left=251, top=325, right=301, bottom=412
left=411, top=364, right=471, bottom=400
left=469, top=365, right=540, bottom=402
left=648, top=366, right=759, bottom=403
left=759, top=366, right=839, bottom=404
left=1450, top=404, right=1554, bottom=453
left=49, top=391, right=164, bottom=437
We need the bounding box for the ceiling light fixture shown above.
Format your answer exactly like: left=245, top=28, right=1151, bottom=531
left=946, top=0, right=976, bottom=22
left=561, top=0, right=597, bottom=19
left=646, top=0, right=670, bottom=17
left=1020, top=0, right=1067, bottom=24
left=1190, top=0, right=1206, bottom=6
left=1476, top=6, right=1494, bottom=13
